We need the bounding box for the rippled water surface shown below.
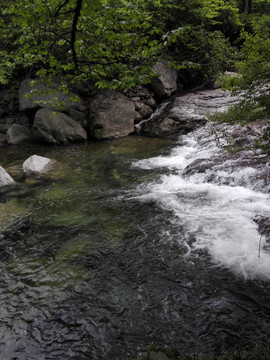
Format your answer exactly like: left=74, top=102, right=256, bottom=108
left=0, top=133, right=270, bottom=360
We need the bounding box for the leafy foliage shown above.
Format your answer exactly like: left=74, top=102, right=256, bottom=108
left=0, top=0, right=241, bottom=89
left=0, top=0, right=163, bottom=88
left=216, top=0, right=270, bottom=153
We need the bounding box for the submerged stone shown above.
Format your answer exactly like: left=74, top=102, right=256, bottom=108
left=0, top=198, right=28, bottom=232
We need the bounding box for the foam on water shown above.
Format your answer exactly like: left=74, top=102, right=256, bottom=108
left=132, top=126, right=270, bottom=280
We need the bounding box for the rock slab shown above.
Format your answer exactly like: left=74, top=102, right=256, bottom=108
left=141, top=88, right=239, bottom=136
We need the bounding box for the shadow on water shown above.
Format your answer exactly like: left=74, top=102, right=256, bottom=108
left=0, top=135, right=270, bottom=359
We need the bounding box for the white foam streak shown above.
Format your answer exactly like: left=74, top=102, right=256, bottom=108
left=132, top=127, right=270, bottom=280
left=133, top=146, right=196, bottom=170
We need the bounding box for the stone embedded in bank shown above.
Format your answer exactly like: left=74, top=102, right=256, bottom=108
left=23, top=155, right=56, bottom=176
left=88, top=89, right=136, bottom=140
left=6, top=124, right=33, bottom=145
left=150, top=61, right=178, bottom=98
left=32, top=108, right=87, bottom=144
left=0, top=166, right=15, bottom=187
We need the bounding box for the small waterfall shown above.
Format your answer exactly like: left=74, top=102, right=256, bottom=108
left=131, top=123, right=270, bottom=280
left=135, top=101, right=170, bottom=133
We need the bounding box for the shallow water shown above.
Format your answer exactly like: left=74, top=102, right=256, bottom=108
left=0, top=132, right=270, bottom=359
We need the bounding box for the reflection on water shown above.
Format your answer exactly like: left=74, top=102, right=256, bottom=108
left=0, top=135, right=270, bottom=359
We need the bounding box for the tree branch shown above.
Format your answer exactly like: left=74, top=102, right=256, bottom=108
left=54, top=0, right=71, bottom=17
left=71, top=0, right=82, bottom=70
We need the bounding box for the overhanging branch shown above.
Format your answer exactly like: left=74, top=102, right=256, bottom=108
left=71, top=0, right=82, bottom=70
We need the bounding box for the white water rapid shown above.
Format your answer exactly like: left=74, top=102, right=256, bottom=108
left=132, top=124, right=270, bottom=280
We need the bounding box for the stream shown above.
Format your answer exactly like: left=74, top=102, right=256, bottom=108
left=0, top=128, right=270, bottom=360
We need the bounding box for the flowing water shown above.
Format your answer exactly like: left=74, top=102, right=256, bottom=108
left=0, top=129, right=270, bottom=360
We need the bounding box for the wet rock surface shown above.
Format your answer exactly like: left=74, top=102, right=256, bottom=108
left=140, top=89, right=239, bottom=137
left=183, top=121, right=270, bottom=193
left=181, top=120, right=270, bottom=248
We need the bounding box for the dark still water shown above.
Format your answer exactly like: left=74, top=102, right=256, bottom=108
left=0, top=133, right=270, bottom=360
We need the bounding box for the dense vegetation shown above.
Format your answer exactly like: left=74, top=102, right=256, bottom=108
left=0, top=0, right=269, bottom=148
left=0, top=0, right=268, bottom=90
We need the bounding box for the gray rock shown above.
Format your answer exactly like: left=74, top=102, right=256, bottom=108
left=0, top=133, right=6, bottom=144
left=88, top=89, right=135, bottom=139
left=139, top=103, right=153, bottom=118
left=141, top=116, right=181, bottom=136
left=131, top=96, right=141, bottom=102
left=19, top=79, right=81, bottom=111
left=3, top=115, right=17, bottom=125
left=0, top=124, right=11, bottom=134
left=3, top=114, right=31, bottom=127
left=141, top=88, right=239, bottom=136
left=126, top=85, right=152, bottom=99
left=66, top=108, right=87, bottom=128
left=0, top=166, right=15, bottom=187
left=6, top=124, right=33, bottom=145
left=134, top=101, right=142, bottom=111
left=8, top=99, right=19, bottom=113
left=79, top=105, right=87, bottom=112
left=23, top=155, right=56, bottom=176
left=32, top=108, right=87, bottom=144
left=16, top=114, right=31, bottom=127
left=134, top=111, right=143, bottom=123
left=151, top=61, right=178, bottom=98
left=145, top=97, right=156, bottom=109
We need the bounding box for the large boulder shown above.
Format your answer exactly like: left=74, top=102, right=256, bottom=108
left=19, top=79, right=81, bottom=112
left=140, top=88, right=239, bottom=137
left=32, top=108, right=87, bottom=144
left=88, top=89, right=136, bottom=139
left=0, top=166, right=15, bottom=187
left=6, top=124, right=33, bottom=145
left=23, top=155, right=56, bottom=176
left=151, top=62, right=178, bottom=98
